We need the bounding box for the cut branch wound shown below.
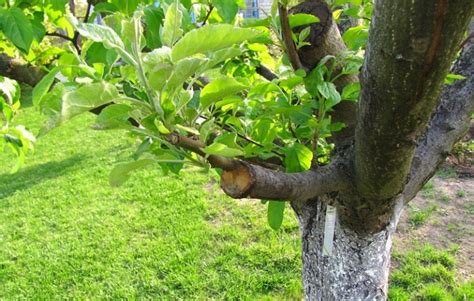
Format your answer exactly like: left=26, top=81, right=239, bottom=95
left=221, top=160, right=350, bottom=201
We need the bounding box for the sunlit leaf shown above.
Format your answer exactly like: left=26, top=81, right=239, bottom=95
left=289, top=13, right=320, bottom=28
left=342, top=25, right=368, bottom=50
left=171, top=24, right=260, bottom=62
left=268, top=201, right=285, bottom=230
left=203, top=142, right=243, bottom=157
left=211, top=0, right=239, bottom=23
left=0, top=7, right=34, bottom=53
left=109, top=158, right=155, bottom=187
left=162, top=0, right=183, bottom=47
left=61, top=82, right=119, bottom=121
left=143, top=5, right=164, bottom=49
left=284, top=143, right=313, bottom=172
left=94, top=103, right=133, bottom=130
left=200, top=77, right=246, bottom=107
left=0, top=76, right=20, bottom=105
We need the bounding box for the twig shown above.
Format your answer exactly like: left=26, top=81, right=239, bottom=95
left=46, top=32, right=81, bottom=53
left=278, top=4, right=306, bottom=71
left=71, top=1, right=92, bottom=54
left=255, top=65, right=278, bottom=81
left=202, top=5, right=214, bottom=26
left=46, top=32, right=74, bottom=41
left=83, top=1, right=92, bottom=23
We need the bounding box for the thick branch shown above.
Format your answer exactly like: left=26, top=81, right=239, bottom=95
left=403, top=21, right=474, bottom=202
left=164, top=132, right=348, bottom=201
left=355, top=0, right=474, bottom=200
left=278, top=4, right=305, bottom=71
left=221, top=161, right=349, bottom=201
left=0, top=54, right=46, bottom=86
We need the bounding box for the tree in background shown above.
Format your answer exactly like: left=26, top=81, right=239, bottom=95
left=1, top=0, right=472, bottom=299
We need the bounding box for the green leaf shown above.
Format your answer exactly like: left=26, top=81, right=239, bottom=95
left=32, top=65, right=96, bottom=107
left=199, top=118, right=214, bottom=143
left=268, top=201, right=285, bottom=230
left=203, top=142, right=243, bottom=157
left=211, top=0, right=239, bottom=23
left=205, top=47, right=243, bottom=69
left=1, top=7, right=34, bottom=53
left=109, top=158, right=154, bottom=187
left=143, top=47, right=173, bottom=90
left=74, top=21, right=135, bottom=65
left=144, top=6, right=164, bottom=49
left=289, top=13, right=320, bottom=28
left=47, top=0, right=69, bottom=12
left=284, top=143, right=313, bottom=172
left=75, top=22, right=123, bottom=49
left=165, top=57, right=205, bottom=94
left=162, top=0, right=184, bottom=47
left=111, top=0, right=139, bottom=16
left=0, top=76, right=20, bottom=105
left=85, top=42, right=119, bottom=67
left=335, top=0, right=362, bottom=5
left=171, top=24, right=260, bottom=62
left=279, top=75, right=304, bottom=90
left=341, top=82, right=360, bottom=101
left=180, top=0, right=192, bottom=9
left=242, top=17, right=271, bottom=28
left=94, top=103, right=132, bottom=130
left=155, top=119, right=171, bottom=134
left=444, top=73, right=466, bottom=85
left=32, top=67, right=62, bottom=107
left=31, top=13, right=46, bottom=43
left=61, top=82, right=119, bottom=121
left=200, top=77, right=246, bottom=107
left=342, top=25, right=368, bottom=51
left=318, top=82, right=341, bottom=109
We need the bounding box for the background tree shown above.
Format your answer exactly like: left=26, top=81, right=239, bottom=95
left=1, top=0, right=472, bottom=299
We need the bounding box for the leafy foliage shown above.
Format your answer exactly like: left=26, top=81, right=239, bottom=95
left=0, top=76, right=35, bottom=172
left=1, top=0, right=366, bottom=229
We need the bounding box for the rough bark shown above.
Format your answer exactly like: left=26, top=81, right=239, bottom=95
left=292, top=197, right=404, bottom=300
left=355, top=0, right=474, bottom=200
left=0, top=54, right=45, bottom=86
left=404, top=21, right=474, bottom=201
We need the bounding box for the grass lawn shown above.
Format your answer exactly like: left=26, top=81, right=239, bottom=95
left=0, top=104, right=302, bottom=299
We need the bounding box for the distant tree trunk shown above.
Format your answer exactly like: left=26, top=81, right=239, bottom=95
left=0, top=54, right=45, bottom=86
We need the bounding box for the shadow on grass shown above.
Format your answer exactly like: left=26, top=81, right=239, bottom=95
left=0, top=155, right=85, bottom=199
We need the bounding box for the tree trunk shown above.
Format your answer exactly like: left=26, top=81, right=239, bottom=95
left=292, top=198, right=404, bottom=300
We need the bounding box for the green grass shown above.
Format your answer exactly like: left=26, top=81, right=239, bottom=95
left=421, top=180, right=436, bottom=199
left=456, top=190, right=466, bottom=198
left=0, top=106, right=302, bottom=299
left=408, top=205, right=437, bottom=227
left=435, top=166, right=457, bottom=179
left=464, top=202, right=474, bottom=215
left=389, top=246, right=474, bottom=301
left=440, top=194, right=451, bottom=203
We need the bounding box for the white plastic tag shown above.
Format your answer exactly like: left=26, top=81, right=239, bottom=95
left=322, top=205, right=337, bottom=256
